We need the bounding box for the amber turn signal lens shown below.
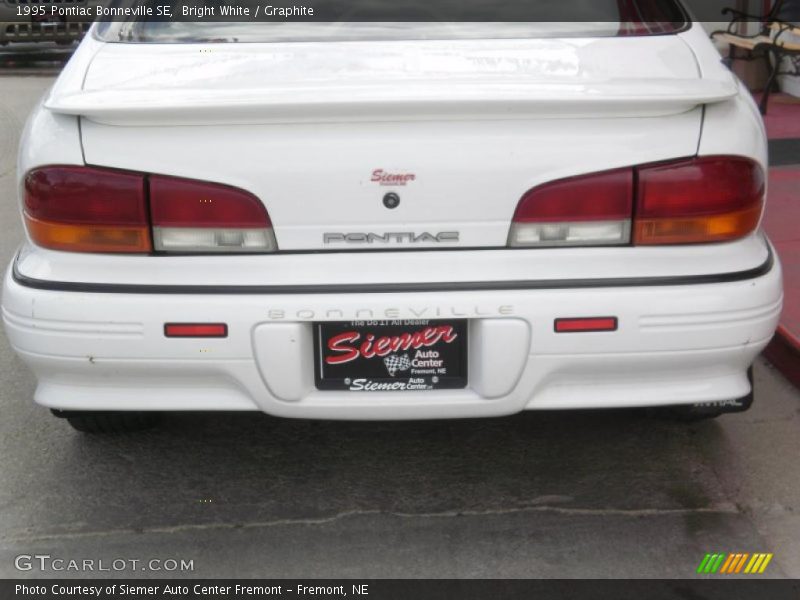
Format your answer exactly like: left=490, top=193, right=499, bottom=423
left=24, top=214, right=152, bottom=253
left=633, top=203, right=763, bottom=245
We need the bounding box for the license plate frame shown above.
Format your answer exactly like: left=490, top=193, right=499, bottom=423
left=313, top=319, right=468, bottom=392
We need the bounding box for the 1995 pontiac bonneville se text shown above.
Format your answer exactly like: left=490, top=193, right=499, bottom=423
left=0, top=1, right=783, bottom=432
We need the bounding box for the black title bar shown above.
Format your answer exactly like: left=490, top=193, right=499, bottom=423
left=3, top=0, right=772, bottom=24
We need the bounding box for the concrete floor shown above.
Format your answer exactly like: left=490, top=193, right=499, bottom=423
left=1, top=76, right=799, bottom=579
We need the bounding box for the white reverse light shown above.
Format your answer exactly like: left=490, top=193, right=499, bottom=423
left=509, top=220, right=631, bottom=247
left=153, top=227, right=277, bottom=252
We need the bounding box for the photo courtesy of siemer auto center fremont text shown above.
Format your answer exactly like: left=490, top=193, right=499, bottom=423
left=0, top=0, right=799, bottom=597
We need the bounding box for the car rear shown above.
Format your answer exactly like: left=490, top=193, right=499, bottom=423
left=1, top=5, right=783, bottom=429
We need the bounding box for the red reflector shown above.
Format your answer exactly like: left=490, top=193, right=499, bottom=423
left=513, top=168, right=633, bottom=223
left=554, top=317, right=618, bottom=333
left=150, top=175, right=270, bottom=228
left=164, top=323, right=228, bottom=338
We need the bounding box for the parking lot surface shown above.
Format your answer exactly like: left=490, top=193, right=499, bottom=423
left=1, top=76, right=799, bottom=579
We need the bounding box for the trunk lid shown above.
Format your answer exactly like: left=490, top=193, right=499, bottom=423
left=60, top=35, right=729, bottom=251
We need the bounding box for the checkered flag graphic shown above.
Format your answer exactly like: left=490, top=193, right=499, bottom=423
left=383, top=353, right=412, bottom=377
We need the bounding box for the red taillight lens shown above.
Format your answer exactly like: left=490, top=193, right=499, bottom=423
left=150, top=176, right=270, bottom=228
left=512, top=169, right=633, bottom=223
left=634, top=156, right=764, bottom=245
left=509, top=169, right=633, bottom=247
left=24, top=166, right=150, bottom=253
left=150, top=175, right=276, bottom=252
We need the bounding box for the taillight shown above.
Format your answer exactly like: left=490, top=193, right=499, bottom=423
left=634, top=157, right=764, bottom=245
left=150, top=176, right=275, bottom=252
left=24, top=166, right=150, bottom=253
left=508, top=169, right=633, bottom=247
left=509, top=156, right=764, bottom=248
left=22, top=166, right=276, bottom=254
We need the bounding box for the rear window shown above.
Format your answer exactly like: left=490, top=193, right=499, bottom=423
left=96, top=0, right=689, bottom=43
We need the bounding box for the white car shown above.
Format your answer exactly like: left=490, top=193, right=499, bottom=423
left=1, top=5, right=783, bottom=433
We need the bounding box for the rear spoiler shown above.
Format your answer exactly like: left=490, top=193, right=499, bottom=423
left=45, top=78, right=739, bottom=125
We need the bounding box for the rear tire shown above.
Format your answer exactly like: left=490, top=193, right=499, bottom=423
left=657, top=367, right=754, bottom=422
left=51, top=410, right=160, bottom=433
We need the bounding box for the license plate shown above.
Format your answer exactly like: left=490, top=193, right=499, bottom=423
left=314, top=319, right=468, bottom=391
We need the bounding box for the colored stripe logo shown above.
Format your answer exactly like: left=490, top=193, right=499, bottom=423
left=697, top=553, right=773, bottom=574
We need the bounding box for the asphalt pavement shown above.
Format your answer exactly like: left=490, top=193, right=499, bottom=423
left=1, top=75, right=799, bottom=579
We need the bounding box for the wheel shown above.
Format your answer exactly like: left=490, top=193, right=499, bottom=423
left=657, top=367, right=754, bottom=422
left=51, top=410, right=161, bottom=433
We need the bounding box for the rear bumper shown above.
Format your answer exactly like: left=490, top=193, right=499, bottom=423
left=1, top=245, right=783, bottom=420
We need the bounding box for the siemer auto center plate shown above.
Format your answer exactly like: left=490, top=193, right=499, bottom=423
left=314, top=320, right=468, bottom=391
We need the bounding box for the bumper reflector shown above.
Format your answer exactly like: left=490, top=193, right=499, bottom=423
left=164, top=323, right=228, bottom=338
left=554, top=317, right=618, bottom=333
